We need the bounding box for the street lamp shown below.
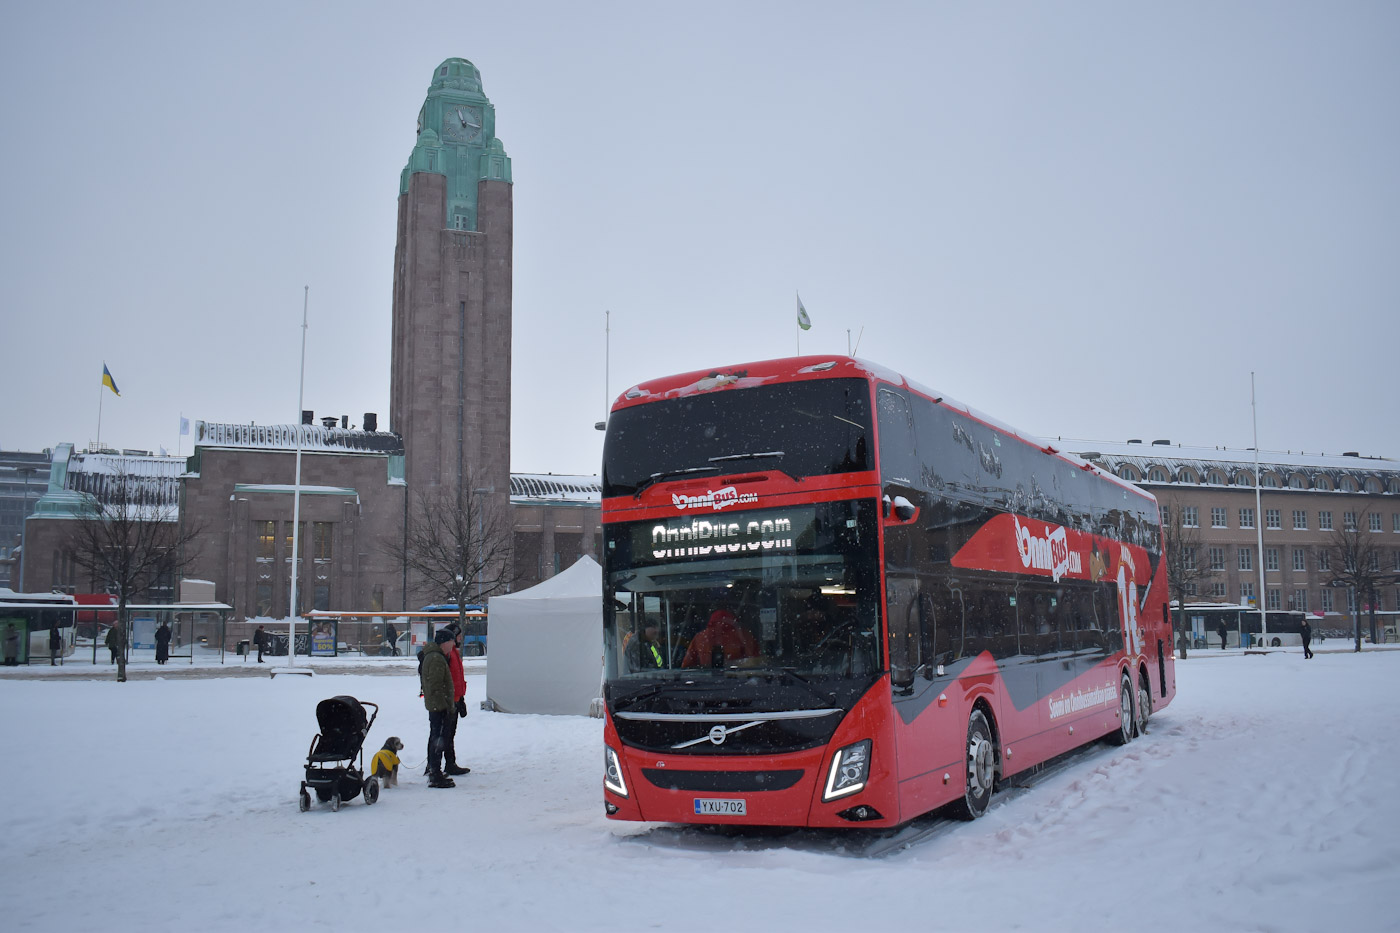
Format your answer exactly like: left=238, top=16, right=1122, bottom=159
left=472, top=487, right=494, bottom=603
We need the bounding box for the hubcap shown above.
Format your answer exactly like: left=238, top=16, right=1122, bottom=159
left=968, top=732, right=995, bottom=797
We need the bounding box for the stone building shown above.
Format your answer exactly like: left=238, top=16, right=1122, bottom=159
left=1074, top=440, right=1400, bottom=628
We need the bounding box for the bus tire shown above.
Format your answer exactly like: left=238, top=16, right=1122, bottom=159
left=950, top=708, right=997, bottom=821
left=1135, top=671, right=1151, bottom=737
left=1109, top=672, right=1134, bottom=746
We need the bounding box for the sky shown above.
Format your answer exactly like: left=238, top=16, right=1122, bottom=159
left=1, top=2, right=1396, bottom=475
left=1, top=647, right=1396, bottom=931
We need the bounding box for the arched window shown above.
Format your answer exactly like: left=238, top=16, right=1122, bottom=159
left=1148, top=467, right=1168, bottom=483
left=1207, top=470, right=1226, bottom=485
left=1314, top=476, right=1331, bottom=491
left=1177, top=467, right=1197, bottom=484
left=1289, top=474, right=1306, bottom=489
left=1388, top=478, right=1400, bottom=495
left=1364, top=477, right=1382, bottom=493
left=1261, top=473, right=1278, bottom=488
left=1340, top=476, right=1358, bottom=492
left=1234, top=472, right=1254, bottom=487
left=1117, top=464, right=1141, bottom=481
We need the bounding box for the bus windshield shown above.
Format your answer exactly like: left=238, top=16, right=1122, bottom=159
left=604, top=500, right=882, bottom=709
left=602, top=378, right=872, bottom=498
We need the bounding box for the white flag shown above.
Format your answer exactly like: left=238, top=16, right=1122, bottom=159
left=179, top=416, right=190, bottom=436
left=797, top=294, right=811, bottom=331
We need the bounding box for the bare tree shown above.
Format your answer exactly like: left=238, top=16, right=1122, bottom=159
left=66, top=465, right=203, bottom=681
left=1162, top=504, right=1211, bottom=660
left=1316, top=507, right=1398, bottom=652
left=387, top=480, right=516, bottom=634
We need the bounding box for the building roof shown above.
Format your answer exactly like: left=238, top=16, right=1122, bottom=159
left=509, top=473, right=600, bottom=504
left=193, top=421, right=404, bottom=456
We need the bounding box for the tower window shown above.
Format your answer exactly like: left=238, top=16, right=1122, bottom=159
left=453, top=214, right=470, bottom=230
left=441, top=66, right=448, bottom=76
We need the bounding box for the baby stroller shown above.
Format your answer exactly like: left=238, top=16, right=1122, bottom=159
left=299, top=695, right=380, bottom=812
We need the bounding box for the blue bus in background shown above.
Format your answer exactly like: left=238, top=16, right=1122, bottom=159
left=420, top=605, right=488, bottom=656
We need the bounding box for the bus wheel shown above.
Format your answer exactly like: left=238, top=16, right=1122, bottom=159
left=1135, top=672, right=1152, bottom=737
left=1110, top=673, right=1134, bottom=746
left=951, top=709, right=997, bottom=820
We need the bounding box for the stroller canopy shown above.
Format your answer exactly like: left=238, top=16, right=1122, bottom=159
left=314, top=695, right=370, bottom=756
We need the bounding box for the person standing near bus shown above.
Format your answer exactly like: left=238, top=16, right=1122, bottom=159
left=1217, top=620, right=1228, bottom=651
left=1300, top=618, right=1314, bottom=660
left=106, top=621, right=127, bottom=682
left=3, top=624, right=18, bottom=666
left=154, top=621, right=171, bottom=665
left=48, top=622, right=62, bottom=666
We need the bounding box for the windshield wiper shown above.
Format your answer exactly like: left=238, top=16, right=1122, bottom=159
left=708, top=451, right=784, bottom=464
left=631, top=465, right=720, bottom=499
left=776, top=667, right=835, bottom=706
left=611, top=682, right=670, bottom=712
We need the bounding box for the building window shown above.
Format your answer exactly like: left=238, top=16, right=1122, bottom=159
left=1262, top=474, right=1278, bottom=488
left=1183, top=506, right=1199, bottom=528
left=256, top=584, right=272, bottom=617
left=1320, top=589, right=1333, bottom=612
left=1149, top=467, right=1168, bottom=483
left=1365, top=477, right=1382, bottom=493
left=1369, top=552, right=1380, bottom=573
left=1266, top=509, right=1281, bottom=530
left=313, top=522, right=333, bottom=561
left=256, top=521, right=275, bottom=560
left=1267, top=589, right=1281, bottom=611
left=1289, top=475, right=1306, bottom=489
left=1393, top=550, right=1400, bottom=573
left=1341, top=477, right=1358, bottom=492
left=1315, top=477, right=1331, bottom=491
left=1293, top=509, right=1307, bottom=530
left=313, top=585, right=330, bottom=612
left=1344, top=512, right=1357, bottom=531
left=1212, top=507, right=1227, bottom=528
left=284, top=522, right=306, bottom=560
left=1117, top=465, right=1137, bottom=481
left=1346, top=589, right=1356, bottom=612
left=1318, top=552, right=1330, bottom=572
left=1160, top=506, right=1170, bottom=525
left=1240, top=508, right=1255, bottom=529
left=1265, top=547, right=1279, bottom=572
left=1209, top=547, right=1226, bottom=572
left=1234, top=472, right=1254, bottom=487
left=1369, top=512, right=1382, bottom=533
left=1238, top=547, right=1253, bottom=572
left=1240, top=582, right=1255, bottom=602
left=1293, top=548, right=1306, bottom=572
left=1178, top=467, right=1197, bottom=483
left=1207, top=470, right=1225, bottom=485
left=1393, top=513, right=1400, bottom=533
left=1292, top=589, right=1308, bottom=612
left=1185, top=582, right=1198, bottom=596
left=1319, top=511, right=1332, bottom=531
left=1211, top=582, right=1227, bottom=598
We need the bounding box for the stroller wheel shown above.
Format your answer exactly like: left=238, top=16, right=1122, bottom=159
left=331, top=792, right=341, bottom=812
left=363, top=777, right=379, bottom=805
left=298, top=788, right=311, bottom=812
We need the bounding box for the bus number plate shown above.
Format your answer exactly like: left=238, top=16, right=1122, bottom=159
left=694, top=798, right=747, bottom=816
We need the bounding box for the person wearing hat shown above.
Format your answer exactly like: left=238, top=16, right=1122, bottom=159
left=627, top=619, right=665, bottom=671
left=681, top=609, right=759, bottom=668
left=441, top=624, right=470, bottom=776
left=419, top=629, right=457, bottom=788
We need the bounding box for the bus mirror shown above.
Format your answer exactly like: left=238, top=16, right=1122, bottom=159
left=892, top=496, right=917, bottom=522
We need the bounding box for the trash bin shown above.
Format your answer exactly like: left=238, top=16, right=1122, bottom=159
left=237, top=640, right=250, bottom=658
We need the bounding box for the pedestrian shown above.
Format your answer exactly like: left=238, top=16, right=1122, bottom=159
left=1301, top=618, right=1314, bottom=660
left=385, top=621, right=399, bottom=656
left=48, top=622, right=62, bottom=666
left=1218, top=620, right=1228, bottom=651
left=253, top=624, right=266, bottom=663
left=3, top=623, right=18, bottom=666
left=441, top=625, right=470, bottom=777
left=106, top=621, right=128, bottom=682
left=155, top=621, right=171, bottom=665
left=419, top=629, right=456, bottom=788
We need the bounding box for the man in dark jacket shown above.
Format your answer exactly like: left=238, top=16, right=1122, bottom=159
left=106, top=622, right=127, bottom=682
left=48, top=623, right=62, bottom=666
left=253, top=625, right=266, bottom=663
left=420, top=630, right=456, bottom=788
left=1218, top=620, right=1229, bottom=651
left=1301, top=619, right=1314, bottom=659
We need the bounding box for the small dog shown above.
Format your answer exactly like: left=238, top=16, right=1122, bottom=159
left=369, top=737, right=405, bottom=788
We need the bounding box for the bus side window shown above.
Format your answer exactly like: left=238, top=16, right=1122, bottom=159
left=886, top=574, right=920, bottom=692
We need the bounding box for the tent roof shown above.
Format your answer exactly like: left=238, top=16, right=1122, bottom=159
left=495, top=555, right=600, bottom=602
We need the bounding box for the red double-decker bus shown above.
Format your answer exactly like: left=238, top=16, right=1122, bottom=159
left=600, top=356, right=1175, bottom=828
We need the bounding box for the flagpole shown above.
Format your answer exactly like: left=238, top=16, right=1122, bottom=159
left=288, top=287, right=309, bottom=673
left=96, top=370, right=105, bottom=452
left=1252, top=372, right=1267, bottom=642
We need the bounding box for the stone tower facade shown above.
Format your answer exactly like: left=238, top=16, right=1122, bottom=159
left=391, top=58, right=513, bottom=521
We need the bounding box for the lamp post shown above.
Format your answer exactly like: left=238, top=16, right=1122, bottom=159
left=472, top=487, right=494, bottom=603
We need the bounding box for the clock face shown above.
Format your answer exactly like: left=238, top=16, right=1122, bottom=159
left=441, top=105, right=483, bottom=144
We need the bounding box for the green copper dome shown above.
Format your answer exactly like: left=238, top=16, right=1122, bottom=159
left=401, top=57, right=512, bottom=230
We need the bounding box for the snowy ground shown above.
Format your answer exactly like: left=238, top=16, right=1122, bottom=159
left=1, top=647, right=1395, bottom=933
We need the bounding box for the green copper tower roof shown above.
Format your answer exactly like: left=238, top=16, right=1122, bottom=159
left=401, top=58, right=512, bottom=231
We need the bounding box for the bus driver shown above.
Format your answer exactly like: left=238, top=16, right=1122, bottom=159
left=681, top=609, right=759, bottom=668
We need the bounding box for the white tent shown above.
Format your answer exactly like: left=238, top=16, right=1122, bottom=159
left=485, top=555, right=602, bottom=715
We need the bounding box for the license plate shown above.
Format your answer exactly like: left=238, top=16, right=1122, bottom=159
left=694, top=798, right=747, bottom=816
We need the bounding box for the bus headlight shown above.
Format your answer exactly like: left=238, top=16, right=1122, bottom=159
left=604, top=745, right=628, bottom=798
left=823, top=739, right=872, bottom=801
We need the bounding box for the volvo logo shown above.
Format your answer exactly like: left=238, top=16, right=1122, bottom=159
left=673, top=720, right=764, bottom=750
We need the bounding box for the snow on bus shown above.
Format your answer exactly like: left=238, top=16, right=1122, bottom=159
left=599, top=356, right=1174, bottom=828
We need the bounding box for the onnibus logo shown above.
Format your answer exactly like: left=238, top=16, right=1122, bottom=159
left=1014, top=516, right=1080, bottom=582
left=651, top=516, right=793, bottom=559
left=672, top=486, right=758, bottom=512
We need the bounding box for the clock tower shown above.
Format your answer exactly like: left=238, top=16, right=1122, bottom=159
left=390, top=58, right=513, bottom=529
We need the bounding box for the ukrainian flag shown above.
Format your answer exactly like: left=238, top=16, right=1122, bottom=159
left=102, top=363, right=120, bottom=397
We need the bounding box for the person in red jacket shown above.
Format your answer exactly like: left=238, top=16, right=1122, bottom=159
left=441, top=624, right=470, bottom=776
left=682, top=609, right=759, bottom=668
